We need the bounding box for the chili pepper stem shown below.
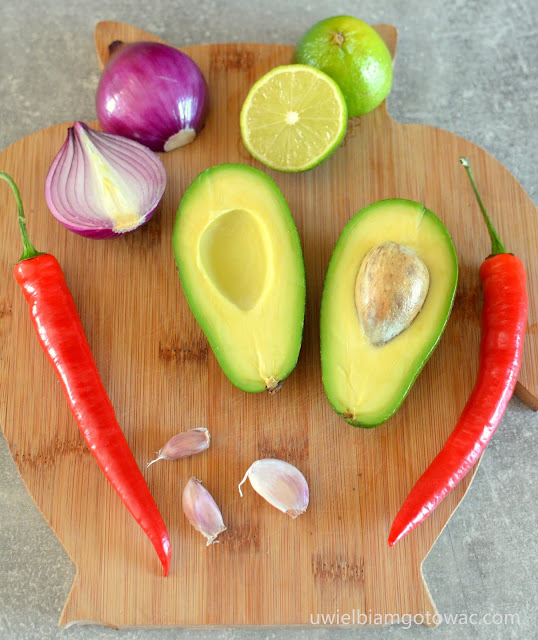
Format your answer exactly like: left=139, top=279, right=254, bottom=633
left=459, top=157, right=506, bottom=256
left=0, top=171, right=43, bottom=262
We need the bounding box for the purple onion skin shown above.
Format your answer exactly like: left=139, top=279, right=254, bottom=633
left=56, top=211, right=156, bottom=239
left=96, top=42, right=209, bottom=152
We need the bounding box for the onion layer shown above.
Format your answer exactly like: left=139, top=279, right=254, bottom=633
left=96, top=41, right=209, bottom=152
left=45, top=122, right=166, bottom=238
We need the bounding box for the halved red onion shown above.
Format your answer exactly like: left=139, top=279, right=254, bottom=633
left=96, top=41, right=209, bottom=152
left=45, top=122, right=166, bottom=238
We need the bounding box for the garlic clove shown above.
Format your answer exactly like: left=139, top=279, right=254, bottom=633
left=238, top=458, right=309, bottom=518
left=147, top=427, right=210, bottom=467
left=182, top=477, right=226, bottom=545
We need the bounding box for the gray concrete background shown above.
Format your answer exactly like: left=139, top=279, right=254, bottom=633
left=0, top=0, right=536, bottom=638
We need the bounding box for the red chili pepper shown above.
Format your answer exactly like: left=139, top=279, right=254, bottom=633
left=388, top=157, right=528, bottom=546
left=1, top=172, right=171, bottom=575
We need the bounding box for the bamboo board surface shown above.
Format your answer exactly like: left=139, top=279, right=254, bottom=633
left=0, top=21, right=536, bottom=629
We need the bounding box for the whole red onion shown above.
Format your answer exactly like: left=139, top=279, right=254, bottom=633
left=96, top=41, right=209, bottom=152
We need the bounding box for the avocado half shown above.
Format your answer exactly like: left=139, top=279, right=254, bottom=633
left=173, top=163, right=306, bottom=393
left=320, top=199, right=458, bottom=427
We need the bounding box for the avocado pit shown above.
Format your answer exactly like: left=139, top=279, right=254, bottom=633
left=355, top=241, right=430, bottom=346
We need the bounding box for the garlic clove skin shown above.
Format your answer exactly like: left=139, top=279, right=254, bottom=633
left=238, top=458, right=309, bottom=518
left=182, top=477, right=226, bottom=545
left=147, top=427, right=210, bottom=467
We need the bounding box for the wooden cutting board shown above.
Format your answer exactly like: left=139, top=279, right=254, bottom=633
left=0, top=21, right=536, bottom=629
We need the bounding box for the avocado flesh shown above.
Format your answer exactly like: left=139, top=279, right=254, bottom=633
left=173, top=164, right=306, bottom=393
left=320, top=199, right=458, bottom=427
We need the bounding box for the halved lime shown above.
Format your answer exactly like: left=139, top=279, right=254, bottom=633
left=240, top=64, right=347, bottom=172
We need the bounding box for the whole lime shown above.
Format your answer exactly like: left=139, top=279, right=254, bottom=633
left=293, top=15, right=393, bottom=117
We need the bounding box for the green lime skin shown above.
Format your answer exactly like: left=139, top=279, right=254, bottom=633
left=293, top=15, right=393, bottom=117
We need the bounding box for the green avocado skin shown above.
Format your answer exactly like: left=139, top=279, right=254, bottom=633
left=172, top=163, right=306, bottom=393
left=320, top=198, right=458, bottom=428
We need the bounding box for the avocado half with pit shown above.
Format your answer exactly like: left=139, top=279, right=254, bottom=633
left=173, top=163, right=306, bottom=392
left=320, top=199, right=458, bottom=427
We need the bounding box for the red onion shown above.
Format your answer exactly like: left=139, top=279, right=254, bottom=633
left=96, top=41, right=209, bottom=152
left=45, top=122, right=166, bottom=238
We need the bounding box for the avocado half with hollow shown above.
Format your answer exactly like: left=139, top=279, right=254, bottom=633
left=173, top=164, right=306, bottom=392
left=320, top=199, right=458, bottom=427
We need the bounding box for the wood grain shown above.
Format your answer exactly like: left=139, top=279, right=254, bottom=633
left=0, top=21, right=536, bottom=629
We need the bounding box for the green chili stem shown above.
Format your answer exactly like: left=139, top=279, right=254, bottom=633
left=0, top=171, right=42, bottom=262
left=459, top=157, right=506, bottom=255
